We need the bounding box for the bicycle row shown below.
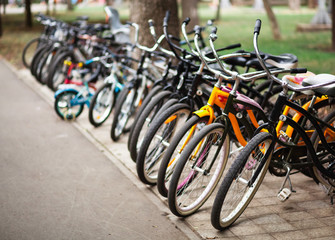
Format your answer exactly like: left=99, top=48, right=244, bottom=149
left=22, top=9, right=335, bottom=231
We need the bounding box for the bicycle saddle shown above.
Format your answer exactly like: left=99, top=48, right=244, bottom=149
left=302, top=74, right=335, bottom=97
left=265, top=53, right=298, bottom=69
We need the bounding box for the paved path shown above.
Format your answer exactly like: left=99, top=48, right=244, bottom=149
left=1, top=59, right=335, bottom=239
left=0, top=60, right=194, bottom=240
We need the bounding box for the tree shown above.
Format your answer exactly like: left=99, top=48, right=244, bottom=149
left=25, top=0, right=33, bottom=28
left=288, top=0, right=301, bottom=10
left=0, top=10, right=2, bottom=37
left=182, top=0, right=199, bottom=31
left=332, top=0, right=335, bottom=50
left=129, top=0, right=179, bottom=48
left=262, top=0, right=281, bottom=40
left=67, top=0, right=74, bottom=11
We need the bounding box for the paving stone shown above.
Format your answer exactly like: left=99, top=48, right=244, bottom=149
left=289, top=218, right=326, bottom=229
left=260, top=222, right=296, bottom=233
left=243, top=206, right=275, bottom=218
left=229, top=221, right=266, bottom=236
left=278, top=211, right=315, bottom=222
left=238, top=233, right=276, bottom=240
left=251, top=214, right=287, bottom=225
left=318, top=215, right=335, bottom=226
left=296, top=200, right=331, bottom=210
left=198, top=228, right=236, bottom=239
left=307, top=207, right=335, bottom=218
left=304, top=226, right=335, bottom=238
left=271, top=230, right=308, bottom=240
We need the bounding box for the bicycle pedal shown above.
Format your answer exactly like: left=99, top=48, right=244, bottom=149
left=277, top=188, right=291, bottom=202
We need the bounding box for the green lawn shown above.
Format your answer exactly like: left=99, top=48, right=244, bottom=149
left=0, top=4, right=334, bottom=74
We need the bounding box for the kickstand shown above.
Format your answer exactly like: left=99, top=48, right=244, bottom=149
left=277, top=165, right=296, bottom=202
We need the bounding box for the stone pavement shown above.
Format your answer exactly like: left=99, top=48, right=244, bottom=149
left=12, top=61, right=335, bottom=240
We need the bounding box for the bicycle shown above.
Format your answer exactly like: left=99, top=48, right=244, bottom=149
left=88, top=49, right=137, bottom=127
left=109, top=22, right=171, bottom=141
left=54, top=60, right=97, bottom=120
left=165, top=23, right=306, bottom=217
left=155, top=18, right=298, bottom=198
left=210, top=19, right=335, bottom=230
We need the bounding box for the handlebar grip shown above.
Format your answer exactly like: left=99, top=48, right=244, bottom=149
left=254, top=19, right=262, bottom=35
left=148, top=19, right=154, bottom=27
left=163, top=11, right=170, bottom=27
left=183, top=17, right=191, bottom=25
left=194, top=25, right=201, bottom=35
left=126, top=21, right=133, bottom=26
left=290, top=68, right=307, bottom=74
left=211, top=26, right=217, bottom=35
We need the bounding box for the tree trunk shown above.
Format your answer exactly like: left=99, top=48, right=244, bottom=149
left=129, top=0, right=179, bottom=49
left=332, top=0, right=335, bottom=50
left=0, top=10, right=2, bottom=37
left=262, top=0, right=281, bottom=40
left=25, top=0, right=33, bottom=28
left=182, top=0, right=199, bottom=31
left=288, top=0, right=301, bottom=10
left=215, top=0, right=222, bottom=20
left=67, top=0, right=73, bottom=11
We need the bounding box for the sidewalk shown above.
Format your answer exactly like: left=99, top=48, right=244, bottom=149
left=7, top=60, right=335, bottom=239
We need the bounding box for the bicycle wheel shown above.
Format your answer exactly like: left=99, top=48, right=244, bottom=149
left=129, top=90, right=172, bottom=162
left=168, top=123, right=230, bottom=217
left=136, top=103, right=191, bottom=185
left=127, top=85, right=164, bottom=150
left=30, top=44, right=49, bottom=78
left=35, top=47, right=55, bottom=84
left=47, top=51, right=74, bottom=91
left=111, top=85, right=144, bottom=141
left=211, top=132, right=273, bottom=230
left=157, top=115, right=210, bottom=197
left=54, top=90, right=84, bottom=120
left=310, top=110, right=335, bottom=184
left=88, top=82, right=117, bottom=127
left=38, top=47, right=59, bottom=85
left=22, top=37, right=45, bottom=68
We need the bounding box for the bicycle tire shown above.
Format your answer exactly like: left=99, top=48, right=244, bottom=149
left=30, top=44, right=49, bottom=78
left=88, top=82, right=117, bottom=127
left=54, top=90, right=84, bottom=120
left=35, top=47, right=55, bottom=84
left=157, top=115, right=210, bottom=197
left=129, top=90, right=172, bottom=162
left=136, top=103, right=191, bottom=185
left=22, top=37, right=45, bottom=69
left=127, top=85, right=164, bottom=150
left=211, top=132, right=273, bottom=230
left=47, top=51, right=75, bottom=91
left=310, top=110, right=335, bottom=183
left=110, top=84, right=145, bottom=141
left=168, top=123, right=230, bottom=217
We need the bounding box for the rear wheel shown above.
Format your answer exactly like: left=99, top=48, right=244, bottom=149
left=310, top=111, right=335, bottom=187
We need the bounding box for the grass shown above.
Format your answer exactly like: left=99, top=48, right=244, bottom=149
left=0, top=3, right=334, bottom=74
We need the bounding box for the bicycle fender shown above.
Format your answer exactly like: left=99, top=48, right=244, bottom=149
left=54, top=88, right=79, bottom=98
left=193, top=106, right=214, bottom=122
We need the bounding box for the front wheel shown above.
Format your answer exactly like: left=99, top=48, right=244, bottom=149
left=136, top=103, right=191, bottom=185
left=88, top=82, right=117, bottom=127
left=168, top=123, right=230, bottom=217
left=110, top=86, right=142, bottom=141
left=211, top=132, right=273, bottom=230
left=54, top=90, right=84, bottom=120
left=157, top=115, right=210, bottom=198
